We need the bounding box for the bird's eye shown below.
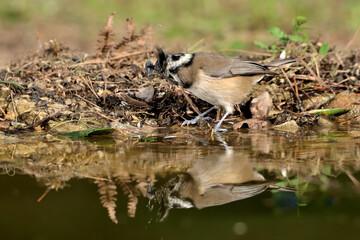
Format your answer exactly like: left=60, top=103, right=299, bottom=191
left=171, top=54, right=184, bottom=61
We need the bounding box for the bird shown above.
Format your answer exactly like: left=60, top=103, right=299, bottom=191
left=147, top=150, right=295, bottom=221
left=146, top=47, right=296, bottom=132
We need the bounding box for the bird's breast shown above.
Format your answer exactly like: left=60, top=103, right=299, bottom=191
left=188, top=70, right=263, bottom=113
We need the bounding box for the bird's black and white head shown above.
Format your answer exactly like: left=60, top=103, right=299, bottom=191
left=148, top=47, right=194, bottom=87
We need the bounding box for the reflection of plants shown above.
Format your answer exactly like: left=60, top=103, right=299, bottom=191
left=117, top=180, right=141, bottom=218
left=95, top=180, right=118, bottom=224
left=95, top=176, right=151, bottom=223
left=275, top=178, right=309, bottom=209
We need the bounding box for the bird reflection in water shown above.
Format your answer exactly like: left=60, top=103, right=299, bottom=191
left=147, top=135, right=294, bottom=221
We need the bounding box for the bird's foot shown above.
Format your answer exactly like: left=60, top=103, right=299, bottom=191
left=213, top=120, right=228, bottom=133
left=215, top=128, right=228, bottom=133
left=181, top=116, right=212, bottom=126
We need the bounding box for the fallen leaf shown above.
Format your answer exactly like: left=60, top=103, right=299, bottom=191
left=250, top=92, right=272, bottom=119
left=305, top=108, right=350, bottom=116
left=135, top=86, right=154, bottom=101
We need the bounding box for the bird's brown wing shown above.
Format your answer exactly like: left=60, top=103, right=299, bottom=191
left=229, top=60, right=276, bottom=76
left=195, top=53, right=276, bottom=78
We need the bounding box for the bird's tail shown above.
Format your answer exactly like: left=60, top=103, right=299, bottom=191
left=264, top=58, right=298, bottom=68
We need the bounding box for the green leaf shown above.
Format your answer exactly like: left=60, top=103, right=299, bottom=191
left=322, top=165, right=332, bottom=175
left=298, top=203, right=308, bottom=207
left=288, top=34, right=308, bottom=42
left=292, top=16, right=308, bottom=26
left=268, top=26, right=286, bottom=39
left=319, top=42, right=330, bottom=56
left=292, top=16, right=308, bottom=36
left=253, top=41, right=268, bottom=49
left=269, top=44, right=280, bottom=53
left=139, top=136, right=157, bottom=142
left=289, top=178, right=301, bottom=185
left=0, top=80, right=25, bottom=89
left=305, top=108, right=350, bottom=116
left=59, top=127, right=115, bottom=138
left=275, top=181, right=287, bottom=187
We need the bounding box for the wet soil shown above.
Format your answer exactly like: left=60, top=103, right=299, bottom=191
left=0, top=16, right=359, bottom=135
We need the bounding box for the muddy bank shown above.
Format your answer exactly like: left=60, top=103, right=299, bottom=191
left=0, top=15, right=359, bottom=134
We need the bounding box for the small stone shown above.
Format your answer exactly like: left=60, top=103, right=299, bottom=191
left=272, top=120, right=300, bottom=132
left=65, top=99, right=72, bottom=106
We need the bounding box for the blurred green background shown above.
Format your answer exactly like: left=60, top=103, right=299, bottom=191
left=0, top=0, right=359, bottom=63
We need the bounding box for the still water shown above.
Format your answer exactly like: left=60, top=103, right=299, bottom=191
left=1, top=127, right=360, bottom=240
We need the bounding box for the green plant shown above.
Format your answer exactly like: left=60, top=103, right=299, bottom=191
left=318, top=42, right=330, bottom=55
left=0, top=80, right=25, bottom=89
left=254, top=16, right=310, bottom=51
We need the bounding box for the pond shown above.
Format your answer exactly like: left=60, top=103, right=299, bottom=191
left=1, top=126, right=360, bottom=240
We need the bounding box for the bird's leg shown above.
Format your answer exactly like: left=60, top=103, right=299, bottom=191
left=181, top=106, right=215, bottom=126
left=213, top=111, right=230, bottom=133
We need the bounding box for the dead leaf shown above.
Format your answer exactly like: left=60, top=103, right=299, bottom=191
left=0, top=120, right=10, bottom=131
left=135, top=86, right=154, bottom=102
left=250, top=91, right=272, bottom=119
left=64, top=99, right=72, bottom=106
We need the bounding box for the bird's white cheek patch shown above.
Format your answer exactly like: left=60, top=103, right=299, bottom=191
left=167, top=54, right=193, bottom=69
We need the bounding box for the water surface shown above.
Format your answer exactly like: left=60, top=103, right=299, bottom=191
left=1, top=127, right=360, bottom=240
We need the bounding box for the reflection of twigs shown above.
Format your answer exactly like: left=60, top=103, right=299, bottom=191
left=343, top=169, right=360, bottom=188
left=311, top=158, right=321, bottom=176
left=37, top=188, right=51, bottom=202
left=76, top=174, right=109, bottom=181
left=11, top=145, right=17, bottom=161
left=4, top=165, right=16, bottom=176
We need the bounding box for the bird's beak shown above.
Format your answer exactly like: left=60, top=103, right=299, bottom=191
left=145, top=60, right=155, bottom=76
